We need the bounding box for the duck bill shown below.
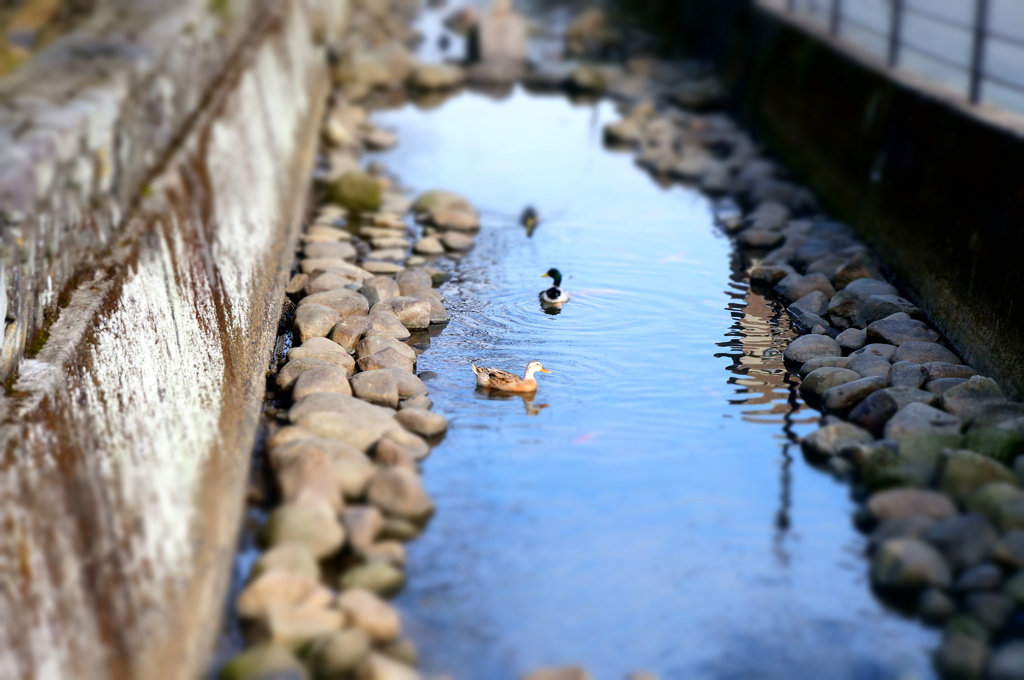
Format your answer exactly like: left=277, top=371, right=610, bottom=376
left=541, top=273, right=549, bottom=278
left=539, top=368, right=551, bottom=373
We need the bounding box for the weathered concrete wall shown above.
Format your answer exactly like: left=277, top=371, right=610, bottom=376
left=0, top=0, right=346, bottom=678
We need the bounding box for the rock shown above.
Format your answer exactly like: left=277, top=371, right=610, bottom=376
left=861, top=438, right=946, bottom=490
left=871, top=538, right=951, bottom=590
left=968, top=483, right=1024, bottom=533
left=868, top=516, right=937, bottom=553
left=409, top=63, right=466, bottom=90
left=400, top=395, right=433, bottom=411
left=800, top=422, right=874, bottom=459
left=940, top=376, right=1007, bottom=424
left=784, top=334, right=842, bottom=365
left=385, top=367, right=428, bottom=398
left=295, top=304, right=340, bottom=343
left=377, top=638, right=418, bottom=666
left=941, top=449, right=1018, bottom=505
left=218, top=644, right=307, bottom=680
left=884, top=402, right=963, bottom=440
left=993, top=531, right=1024, bottom=569
left=892, top=341, right=960, bottom=365
left=926, top=362, right=979, bottom=381
left=286, top=274, right=309, bottom=295
left=849, top=353, right=891, bottom=380
left=955, top=563, right=1003, bottom=593
left=860, top=295, right=921, bottom=324
left=364, top=652, right=421, bottom=680
left=933, top=634, right=988, bottom=680
left=357, top=336, right=417, bottom=362
left=362, top=261, right=404, bottom=275
left=288, top=344, right=357, bottom=375
left=277, top=358, right=344, bottom=392
left=304, top=630, right=371, bottom=676
left=799, top=367, right=862, bottom=402
left=867, top=488, right=957, bottom=522
left=367, top=467, right=434, bottom=521
left=302, top=289, right=371, bottom=318
left=834, top=254, right=884, bottom=289
left=413, top=236, right=444, bottom=255
left=797, top=356, right=852, bottom=377
left=289, top=393, right=402, bottom=452
left=888, top=361, right=928, bottom=388
left=304, top=240, right=357, bottom=261
left=338, top=588, right=402, bottom=641
left=440, top=231, right=474, bottom=251
left=360, top=277, right=402, bottom=308
left=749, top=264, right=793, bottom=287
left=351, top=369, right=400, bottom=408
left=380, top=517, right=421, bottom=542
left=866, top=316, right=940, bottom=345
left=271, top=438, right=376, bottom=502
left=565, top=7, right=607, bottom=54
left=821, top=375, right=887, bottom=413
left=394, top=407, right=448, bottom=438
left=568, top=64, right=606, bottom=92
left=262, top=499, right=346, bottom=560
left=781, top=273, right=835, bottom=303
left=372, top=297, right=431, bottom=330
left=927, top=377, right=969, bottom=394
left=964, top=592, right=1014, bottom=631
left=237, top=571, right=333, bottom=621
left=521, top=668, right=591, bottom=680
left=250, top=544, right=321, bottom=583
left=357, top=347, right=416, bottom=374
left=852, top=343, right=898, bottom=361
left=918, top=587, right=957, bottom=623
left=738, top=229, right=784, bottom=249
left=827, top=289, right=865, bottom=330
left=1003, top=570, right=1024, bottom=604
left=293, top=364, right=352, bottom=400
left=330, top=316, right=371, bottom=353
left=368, top=310, right=412, bottom=340
left=923, top=513, right=999, bottom=572
left=790, top=290, right=829, bottom=318
left=339, top=561, right=406, bottom=596
left=835, top=328, right=866, bottom=353
left=257, top=605, right=345, bottom=651
left=987, top=642, right=1024, bottom=680
left=376, top=429, right=430, bottom=464
left=847, top=390, right=899, bottom=437
left=326, top=172, right=382, bottom=213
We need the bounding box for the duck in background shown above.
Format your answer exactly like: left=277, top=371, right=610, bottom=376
left=472, top=360, right=551, bottom=393
left=520, top=205, right=539, bottom=237
left=539, top=268, right=570, bottom=309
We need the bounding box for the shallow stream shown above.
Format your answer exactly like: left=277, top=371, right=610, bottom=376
left=366, top=63, right=941, bottom=678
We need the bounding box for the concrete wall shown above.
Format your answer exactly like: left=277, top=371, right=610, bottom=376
left=0, top=1, right=346, bottom=678
left=688, top=0, right=1024, bottom=396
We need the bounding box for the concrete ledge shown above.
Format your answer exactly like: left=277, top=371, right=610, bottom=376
left=0, top=1, right=343, bottom=677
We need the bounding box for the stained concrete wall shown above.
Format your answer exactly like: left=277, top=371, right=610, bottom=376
left=0, top=1, right=346, bottom=678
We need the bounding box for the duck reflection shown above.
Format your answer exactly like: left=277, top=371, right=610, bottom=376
left=474, top=387, right=549, bottom=416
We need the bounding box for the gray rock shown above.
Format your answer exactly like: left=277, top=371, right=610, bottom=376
left=356, top=336, right=417, bottom=362
left=360, top=276, right=401, bottom=308
left=300, top=290, right=370, bottom=318
left=339, top=561, right=406, bottom=596
left=738, top=229, right=784, bottom=249
left=861, top=437, right=947, bottom=490
left=295, top=304, right=341, bottom=343
left=833, top=252, right=884, bottom=289
left=826, top=289, right=864, bottom=330
left=799, top=367, right=862, bottom=401
left=800, top=421, right=874, bottom=459
left=749, top=264, right=793, bottom=287
left=371, top=297, right=431, bottom=330
left=330, top=316, right=371, bottom=353
left=892, top=341, right=960, bottom=365
left=218, top=644, right=308, bottom=680
left=993, top=531, right=1024, bottom=569
left=866, top=315, right=940, bottom=346
left=441, top=231, right=475, bottom=251
left=933, top=634, right=988, bottom=680
left=350, top=370, right=400, bottom=408
left=395, top=407, right=448, bottom=438
left=926, top=362, right=980, bottom=381
left=305, top=629, right=372, bottom=677
left=367, top=467, right=435, bottom=521
left=844, top=277, right=898, bottom=299
left=849, top=353, right=891, bottom=380
left=860, top=295, right=921, bottom=324
left=288, top=345, right=357, bottom=376
left=946, top=615, right=991, bottom=643
left=289, top=393, right=401, bottom=452
left=357, top=348, right=415, bottom=374
left=1002, top=570, right=1024, bottom=604
left=262, top=500, right=346, bottom=560
left=305, top=240, right=357, bottom=261
left=988, top=642, right=1024, bottom=680
left=821, top=375, right=887, bottom=413
left=852, top=343, right=898, bottom=361
left=867, top=488, right=958, bottom=522
left=884, top=402, right=963, bottom=439
left=847, top=390, right=899, bottom=437
left=941, top=449, right=1018, bottom=505
left=783, top=334, right=842, bottom=365
left=923, top=513, right=998, bottom=572
left=384, top=367, right=427, bottom=398
left=781, top=273, right=835, bottom=303
left=918, top=587, right=957, bottom=623
left=293, top=364, right=353, bottom=401
left=367, top=310, right=412, bottom=340
left=889, top=361, right=928, bottom=388
left=835, top=328, right=866, bottom=353
left=941, top=376, right=1007, bottom=424
left=968, top=484, right=1024, bottom=533
left=927, top=378, right=968, bottom=394
left=400, top=395, right=433, bottom=411
left=868, top=516, right=938, bottom=554
left=871, top=538, right=951, bottom=590
left=413, top=236, right=444, bottom=255
left=797, top=356, right=852, bottom=377
left=964, top=592, right=1014, bottom=631
left=277, top=358, right=343, bottom=391
left=955, top=563, right=1003, bottom=593
left=790, top=291, right=829, bottom=318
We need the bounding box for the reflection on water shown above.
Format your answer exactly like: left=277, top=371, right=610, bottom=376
left=369, top=85, right=939, bottom=679
left=475, top=389, right=550, bottom=416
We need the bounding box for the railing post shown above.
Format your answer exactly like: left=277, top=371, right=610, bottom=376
left=829, top=0, right=842, bottom=36
left=969, top=0, right=989, bottom=104
left=888, top=0, right=904, bottom=66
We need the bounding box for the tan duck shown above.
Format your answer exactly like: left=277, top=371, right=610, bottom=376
left=471, top=360, right=551, bottom=393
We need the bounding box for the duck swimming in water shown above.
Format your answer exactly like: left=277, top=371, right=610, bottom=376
left=521, top=206, right=539, bottom=237
left=539, top=268, right=570, bottom=308
left=471, top=360, right=551, bottom=393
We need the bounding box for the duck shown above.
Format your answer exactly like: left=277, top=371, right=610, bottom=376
left=471, top=360, right=551, bottom=393
left=520, top=206, right=539, bottom=236
left=539, top=268, right=570, bottom=307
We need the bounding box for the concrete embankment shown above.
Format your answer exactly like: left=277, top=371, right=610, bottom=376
left=0, top=1, right=345, bottom=678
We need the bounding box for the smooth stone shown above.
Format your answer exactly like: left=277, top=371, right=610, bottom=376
left=799, top=367, right=862, bottom=401
left=413, top=236, right=444, bottom=255
left=945, top=615, right=991, bottom=642
left=395, top=407, right=448, bottom=438
left=360, top=277, right=402, bottom=308
left=303, top=273, right=357, bottom=295
left=342, top=506, right=384, bottom=550
left=993, top=531, right=1024, bottom=569
left=884, top=402, right=963, bottom=439
left=738, top=229, right=783, bottom=249
left=294, top=304, right=341, bottom=343
left=301, top=259, right=373, bottom=280
left=326, top=171, right=383, bottom=212
left=927, top=377, right=968, bottom=394
left=866, top=316, right=940, bottom=346
left=257, top=605, right=345, bottom=651
left=361, top=540, right=407, bottom=568
left=926, top=362, right=980, bottom=381
left=860, top=295, right=921, bottom=324
left=293, top=364, right=352, bottom=400
left=237, top=571, right=332, bottom=621
left=827, top=289, right=865, bottom=330
left=1003, top=570, right=1024, bottom=604
left=262, top=500, right=346, bottom=560
left=367, top=467, right=435, bottom=521
left=781, top=273, right=835, bottom=303
left=968, top=483, right=1024, bottom=533
left=933, top=635, right=989, bottom=680
left=396, top=268, right=432, bottom=290
left=964, top=592, right=1014, bottom=631
left=375, top=432, right=430, bottom=468
left=783, top=334, right=842, bottom=365
left=849, top=353, right=891, bottom=380
left=368, top=310, right=412, bottom=340
left=867, top=488, right=957, bottom=522
left=797, top=356, right=852, bottom=377
left=409, top=62, right=466, bottom=89
left=218, top=644, right=307, bottom=680
left=301, top=289, right=370, bottom=318
left=289, top=393, right=402, bottom=452
left=277, top=358, right=338, bottom=392
left=892, top=341, right=960, bottom=365
left=844, top=277, right=898, bottom=298
left=357, top=347, right=416, bottom=374
left=987, top=642, right=1024, bottom=680
left=271, top=440, right=344, bottom=511
left=384, top=367, right=428, bottom=398
left=440, top=231, right=474, bottom=251
left=941, top=376, right=1007, bottom=424
left=918, top=587, right=957, bottom=623
left=270, top=437, right=376, bottom=500
left=380, top=517, right=421, bottom=542
left=338, top=588, right=402, bottom=642
left=800, top=421, right=874, bottom=459
left=790, top=290, right=829, bottom=318
left=288, top=346, right=356, bottom=375
left=339, top=561, right=406, bottom=596
left=941, top=449, right=1018, bottom=505
left=363, top=261, right=405, bottom=275
left=377, top=638, right=418, bottom=666
left=521, top=668, right=592, bottom=680
left=852, top=343, right=898, bottom=361
left=330, top=316, right=371, bottom=353
left=888, top=361, right=928, bottom=388
left=749, top=264, right=794, bottom=286
left=304, top=630, right=371, bottom=676
left=847, top=390, right=899, bottom=437
left=867, top=516, right=937, bottom=554
left=371, top=297, right=431, bottom=330
left=285, top=274, right=308, bottom=295
left=250, top=544, right=320, bottom=583
left=860, top=437, right=951, bottom=490
left=836, top=327, right=866, bottom=353
left=923, top=513, right=999, bottom=572
left=871, top=538, right=951, bottom=590
left=351, top=369, right=400, bottom=408
left=364, top=653, right=421, bottom=680
left=400, top=395, right=433, bottom=411
left=357, top=336, right=417, bottom=362
left=955, top=563, right=1003, bottom=593
left=304, top=240, right=357, bottom=261
left=821, top=375, right=887, bottom=413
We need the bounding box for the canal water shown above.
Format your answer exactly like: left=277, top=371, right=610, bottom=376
left=368, top=72, right=941, bottom=680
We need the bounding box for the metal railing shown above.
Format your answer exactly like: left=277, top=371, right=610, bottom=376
left=781, top=0, right=1024, bottom=112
